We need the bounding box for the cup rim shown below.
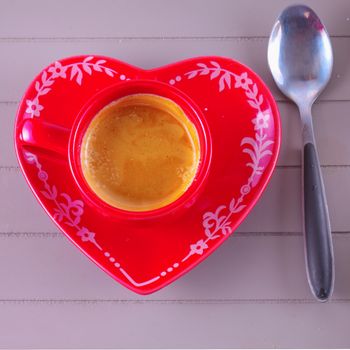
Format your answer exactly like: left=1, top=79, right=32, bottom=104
left=68, top=79, right=212, bottom=220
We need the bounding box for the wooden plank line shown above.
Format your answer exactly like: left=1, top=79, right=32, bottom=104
left=234, top=231, right=350, bottom=237
left=0, top=101, right=17, bottom=105
left=0, top=231, right=349, bottom=237
left=0, top=298, right=349, bottom=305
left=0, top=166, right=19, bottom=171
left=0, top=231, right=62, bottom=238
left=0, top=36, right=268, bottom=42
left=0, top=35, right=349, bottom=42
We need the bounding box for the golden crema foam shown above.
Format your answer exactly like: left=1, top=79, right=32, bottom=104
left=80, top=94, right=200, bottom=212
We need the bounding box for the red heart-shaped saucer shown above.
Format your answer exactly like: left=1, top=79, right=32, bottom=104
left=15, top=56, right=280, bottom=294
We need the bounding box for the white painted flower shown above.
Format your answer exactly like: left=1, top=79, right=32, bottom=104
left=252, top=111, right=270, bottom=131
left=78, top=227, right=96, bottom=242
left=48, top=61, right=67, bottom=78
left=190, top=239, right=208, bottom=255
left=234, top=72, right=253, bottom=90
left=25, top=99, right=43, bottom=117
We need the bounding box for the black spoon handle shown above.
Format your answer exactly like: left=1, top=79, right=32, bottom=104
left=303, top=142, right=334, bottom=301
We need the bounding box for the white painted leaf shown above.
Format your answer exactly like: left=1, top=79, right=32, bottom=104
left=210, top=69, right=220, bottom=79
left=243, top=148, right=257, bottom=163
left=82, top=63, right=92, bottom=75
left=214, top=205, right=226, bottom=218
left=72, top=216, right=81, bottom=226
left=245, top=90, right=254, bottom=99
left=83, top=56, right=94, bottom=63
left=197, top=63, right=207, bottom=68
left=219, top=75, right=225, bottom=92
left=223, top=73, right=231, bottom=89
left=70, top=65, right=79, bottom=80
left=199, top=68, right=210, bottom=75
left=260, top=140, right=274, bottom=151
left=96, top=59, right=106, bottom=65
left=221, top=225, right=232, bottom=235
left=241, top=137, right=259, bottom=155
left=259, top=150, right=273, bottom=158
left=210, top=61, right=220, bottom=68
left=44, top=80, right=54, bottom=87
left=241, top=136, right=256, bottom=147
left=186, top=71, right=197, bottom=79
left=51, top=185, right=57, bottom=199
left=229, top=198, right=236, bottom=212
left=205, top=228, right=219, bottom=239
left=258, top=94, right=264, bottom=105
left=248, top=99, right=259, bottom=109
left=252, top=83, right=258, bottom=97
left=104, top=68, right=114, bottom=77
left=35, top=81, right=40, bottom=92
left=93, top=64, right=102, bottom=72
left=39, top=88, right=51, bottom=96
left=76, top=69, right=83, bottom=85
left=232, top=205, right=246, bottom=213
left=41, top=71, right=47, bottom=84
left=41, top=190, right=52, bottom=200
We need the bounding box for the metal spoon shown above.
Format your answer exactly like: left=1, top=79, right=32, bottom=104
left=268, top=5, right=334, bottom=301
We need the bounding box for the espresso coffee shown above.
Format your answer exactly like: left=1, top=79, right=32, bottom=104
left=80, top=94, right=200, bottom=212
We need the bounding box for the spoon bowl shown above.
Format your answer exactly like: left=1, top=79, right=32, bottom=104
left=268, top=5, right=333, bottom=105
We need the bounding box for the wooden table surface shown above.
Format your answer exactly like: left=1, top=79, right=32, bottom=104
left=1, top=0, right=350, bottom=348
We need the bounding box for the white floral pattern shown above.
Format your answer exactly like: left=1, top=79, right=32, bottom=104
left=234, top=72, right=253, bottom=90
left=190, top=240, right=208, bottom=255
left=23, top=151, right=102, bottom=250
left=25, top=99, right=44, bottom=118
left=25, top=56, right=118, bottom=118
left=252, top=111, right=270, bottom=131
left=78, top=227, right=97, bottom=243
left=177, top=61, right=274, bottom=262
left=48, top=61, right=67, bottom=79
